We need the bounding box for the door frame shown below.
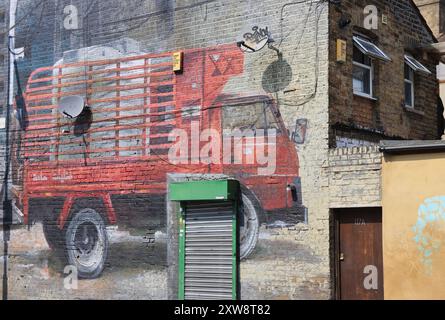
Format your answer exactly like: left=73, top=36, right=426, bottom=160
left=332, top=207, right=383, bottom=300
left=333, top=209, right=341, bottom=300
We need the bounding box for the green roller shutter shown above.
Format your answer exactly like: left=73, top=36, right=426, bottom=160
left=172, top=180, right=239, bottom=300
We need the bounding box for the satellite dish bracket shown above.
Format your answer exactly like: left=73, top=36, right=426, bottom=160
left=237, top=36, right=276, bottom=54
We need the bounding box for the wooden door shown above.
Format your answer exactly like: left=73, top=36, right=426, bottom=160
left=335, top=208, right=383, bottom=300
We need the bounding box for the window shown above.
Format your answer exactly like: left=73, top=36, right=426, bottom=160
left=404, top=55, right=431, bottom=75
left=352, top=36, right=391, bottom=98
left=353, top=44, right=373, bottom=97
left=404, top=55, right=431, bottom=109
left=353, top=36, right=391, bottom=62
left=404, top=64, right=414, bottom=108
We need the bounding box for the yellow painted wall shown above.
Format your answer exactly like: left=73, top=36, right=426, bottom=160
left=383, top=152, right=445, bottom=299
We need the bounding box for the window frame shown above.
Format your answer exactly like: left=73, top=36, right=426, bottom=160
left=353, top=44, right=374, bottom=98
left=353, top=36, right=392, bottom=62
left=404, top=63, right=415, bottom=109
left=404, top=55, right=431, bottom=75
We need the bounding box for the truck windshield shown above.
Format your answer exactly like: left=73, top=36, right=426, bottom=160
left=222, top=101, right=281, bottom=134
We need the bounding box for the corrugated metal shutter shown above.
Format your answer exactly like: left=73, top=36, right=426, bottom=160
left=184, top=201, right=235, bottom=300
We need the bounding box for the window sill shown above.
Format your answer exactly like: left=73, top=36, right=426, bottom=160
left=353, top=92, right=378, bottom=101
left=404, top=106, right=425, bottom=116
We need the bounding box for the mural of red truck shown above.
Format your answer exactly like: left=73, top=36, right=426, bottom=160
left=11, top=43, right=302, bottom=278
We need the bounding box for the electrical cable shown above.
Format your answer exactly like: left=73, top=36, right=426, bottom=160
left=6, top=0, right=430, bottom=158
left=7, top=0, right=46, bottom=32
left=9, top=0, right=48, bottom=57
left=67, top=0, right=213, bottom=39
left=279, top=0, right=326, bottom=107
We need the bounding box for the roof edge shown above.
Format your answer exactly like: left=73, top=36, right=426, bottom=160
left=409, top=0, right=438, bottom=43
left=380, top=141, right=445, bottom=154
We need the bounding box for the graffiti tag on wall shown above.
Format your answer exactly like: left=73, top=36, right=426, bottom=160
left=240, top=26, right=271, bottom=53
left=413, top=196, right=445, bottom=275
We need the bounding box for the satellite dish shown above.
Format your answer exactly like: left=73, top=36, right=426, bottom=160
left=58, top=95, right=85, bottom=118
left=239, top=38, right=269, bottom=53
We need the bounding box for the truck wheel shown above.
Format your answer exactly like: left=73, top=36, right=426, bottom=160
left=239, top=193, right=260, bottom=260
left=42, top=219, right=63, bottom=250
left=65, top=208, right=108, bottom=279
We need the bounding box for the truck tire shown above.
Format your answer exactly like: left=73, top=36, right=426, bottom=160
left=239, top=193, right=260, bottom=260
left=42, top=219, right=64, bottom=250
left=65, top=208, right=108, bottom=279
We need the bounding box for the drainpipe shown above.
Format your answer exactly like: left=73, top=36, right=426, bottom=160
left=8, top=0, right=17, bottom=107
left=2, top=0, right=17, bottom=301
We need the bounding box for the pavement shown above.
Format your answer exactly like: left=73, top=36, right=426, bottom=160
left=0, top=223, right=168, bottom=300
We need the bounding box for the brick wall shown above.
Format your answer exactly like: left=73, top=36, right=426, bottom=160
left=0, top=137, right=5, bottom=221
left=329, top=0, right=440, bottom=147
left=0, top=0, right=6, bottom=219
left=0, top=0, right=8, bottom=116
left=2, top=0, right=438, bottom=301
left=0, top=130, right=4, bottom=196
left=328, top=146, right=382, bottom=209
left=4, top=0, right=332, bottom=300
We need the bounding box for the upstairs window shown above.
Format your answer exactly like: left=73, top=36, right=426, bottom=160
left=352, top=36, right=391, bottom=98
left=353, top=36, right=391, bottom=62
left=404, top=64, right=414, bottom=108
left=404, top=55, right=431, bottom=75
left=404, top=55, right=431, bottom=109
left=353, top=44, right=373, bottom=97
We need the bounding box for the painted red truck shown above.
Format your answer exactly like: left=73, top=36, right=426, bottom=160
left=11, top=44, right=302, bottom=278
